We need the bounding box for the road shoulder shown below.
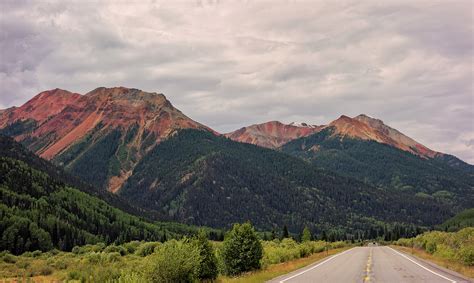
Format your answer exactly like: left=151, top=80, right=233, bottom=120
left=389, top=246, right=472, bottom=283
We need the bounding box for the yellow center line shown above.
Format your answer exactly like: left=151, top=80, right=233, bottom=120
left=364, top=248, right=373, bottom=282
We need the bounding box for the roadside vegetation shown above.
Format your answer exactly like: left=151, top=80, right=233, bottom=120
left=393, top=227, right=473, bottom=277
left=1, top=223, right=351, bottom=282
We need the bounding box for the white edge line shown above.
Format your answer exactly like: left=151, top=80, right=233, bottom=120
left=279, top=247, right=356, bottom=283
left=386, top=246, right=456, bottom=283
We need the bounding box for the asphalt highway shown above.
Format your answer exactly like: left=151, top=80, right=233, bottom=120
left=269, top=246, right=471, bottom=283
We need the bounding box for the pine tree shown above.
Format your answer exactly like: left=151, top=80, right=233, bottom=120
left=194, top=229, right=218, bottom=280
left=221, top=223, right=263, bottom=276
left=282, top=225, right=289, bottom=239
left=301, top=226, right=311, bottom=242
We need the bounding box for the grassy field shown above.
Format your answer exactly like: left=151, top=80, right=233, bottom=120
left=392, top=246, right=474, bottom=279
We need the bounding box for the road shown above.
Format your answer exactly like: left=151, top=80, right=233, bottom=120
left=269, top=246, right=472, bottom=283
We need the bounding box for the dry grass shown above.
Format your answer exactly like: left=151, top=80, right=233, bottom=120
left=218, top=247, right=350, bottom=283
left=391, top=245, right=474, bottom=279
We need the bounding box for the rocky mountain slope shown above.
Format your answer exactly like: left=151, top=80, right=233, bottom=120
left=227, top=114, right=444, bottom=160
left=0, top=87, right=211, bottom=192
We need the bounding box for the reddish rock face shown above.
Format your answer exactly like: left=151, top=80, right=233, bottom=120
left=226, top=114, right=441, bottom=159
left=330, top=114, right=440, bottom=158
left=225, top=121, right=324, bottom=148
left=0, top=89, right=83, bottom=128
left=1, top=87, right=211, bottom=158
left=0, top=87, right=213, bottom=192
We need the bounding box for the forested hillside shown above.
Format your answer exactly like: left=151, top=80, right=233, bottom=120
left=281, top=128, right=474, bottom=209
left=119, top=129, right=454, bottom=239
left=0, top=136, right=216, bottom=255
left=437, top=209, right=474, bottom=232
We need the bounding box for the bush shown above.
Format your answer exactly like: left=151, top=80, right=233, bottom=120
left=16, top=260, right=30, bottom=269
left=107, top=252, right=122, bottom=263
left=85, top=252, right=103, bottom=264
left=145, top=239, right=201, bottom=282
left=2, top=253, right=16, bottom=263
left=68, top=270, right=81, bottom=280
left=221, top=223, right=263, bottom=276
left=395, top=227, right=474, bottom=266
left=104, top=245, right=127, bottom=256
left=39, top=265, right=53, bottom=276
left=457, top=245, right=474, bottom=265
left=193, top=229, right=218, bottom=280
left=106, top=272, right=145, bottom=283
left=72, top=243, right=106, bottom=254
left=261, top=239, right=329, bottom=267
left=135, top=242, right=161, bottom=257
left=53, top=260, right=68, bottom=270
left=122, top=241, right=141, bottom=254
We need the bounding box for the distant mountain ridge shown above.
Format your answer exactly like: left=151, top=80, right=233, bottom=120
left=226, top=114, right=446, bottom=161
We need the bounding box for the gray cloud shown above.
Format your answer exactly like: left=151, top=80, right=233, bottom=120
left=0, top=0, right=473, bottom=163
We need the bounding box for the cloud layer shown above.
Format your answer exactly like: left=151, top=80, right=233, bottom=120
left=1, top=0, right=473, bottom=162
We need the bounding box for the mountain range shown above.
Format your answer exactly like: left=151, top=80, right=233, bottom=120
left=1, top=87, right=472, bottom=237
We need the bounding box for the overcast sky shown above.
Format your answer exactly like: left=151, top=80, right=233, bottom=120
left=1, top=0, right=473, bottom=163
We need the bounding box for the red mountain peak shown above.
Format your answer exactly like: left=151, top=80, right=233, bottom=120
left=225, top=121, right=323, bottom=148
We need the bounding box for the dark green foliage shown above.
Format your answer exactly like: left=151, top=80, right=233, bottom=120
left=0, top=156, right=171, bottom=254
left=0, top=135, right=152, bottom=221
left=438, top=208, right=474, bottom=232
left=221, top=223, right=263, bottom=276
left=64, top=129, right=122, bottom=188
left=0, top=137, right=223, bottom=255
left=193, top=229, right=218, bottom=280
left=282, top=225, right=290, bottom=239
left=282, top=127, right=474, bottom=209
left=135, top=242, right=161, bottom=257
left=120, top=129, right=453, bottom=239
left=0, top=119, right=37, bottom=136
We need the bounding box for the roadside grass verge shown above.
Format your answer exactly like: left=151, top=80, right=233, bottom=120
left=391, top=246, right=474, bottom=279
left=218, top=247, right=350, bottom=283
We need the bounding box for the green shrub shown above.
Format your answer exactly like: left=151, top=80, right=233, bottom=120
left=135, top=242, right=160, bottom=257
left=73, top=243, right=106, bottom=254
left=457, top=245, right=474, bottom=265
left=31, top=250, right=42, bottom=257
left=85, top=252, right=103, bottom=264
left=221, top=223, right=263, bottom=276
left=426, top=241, right=437, bottom=254
left=145, top=239, right=200, bottom=282
left=395, top=227, right=474, bottom=266
left=106, top=272, right=145, bottom=283
left=49, top=249, right=60, bottom=256
left=53, top=260, right=68, bottom=270
left=16, top=260, right=30, bottom=269
left=2, top=253, right=16, bottom=263
left=122, top=241, right=141, bottom=254
left=107, top=252, right=122, bottom=263
left=68, top=270, right=81, bottom=280
left=104, top=245, right=127, bottom=256
left=39, top=265, right=53, bottom=276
